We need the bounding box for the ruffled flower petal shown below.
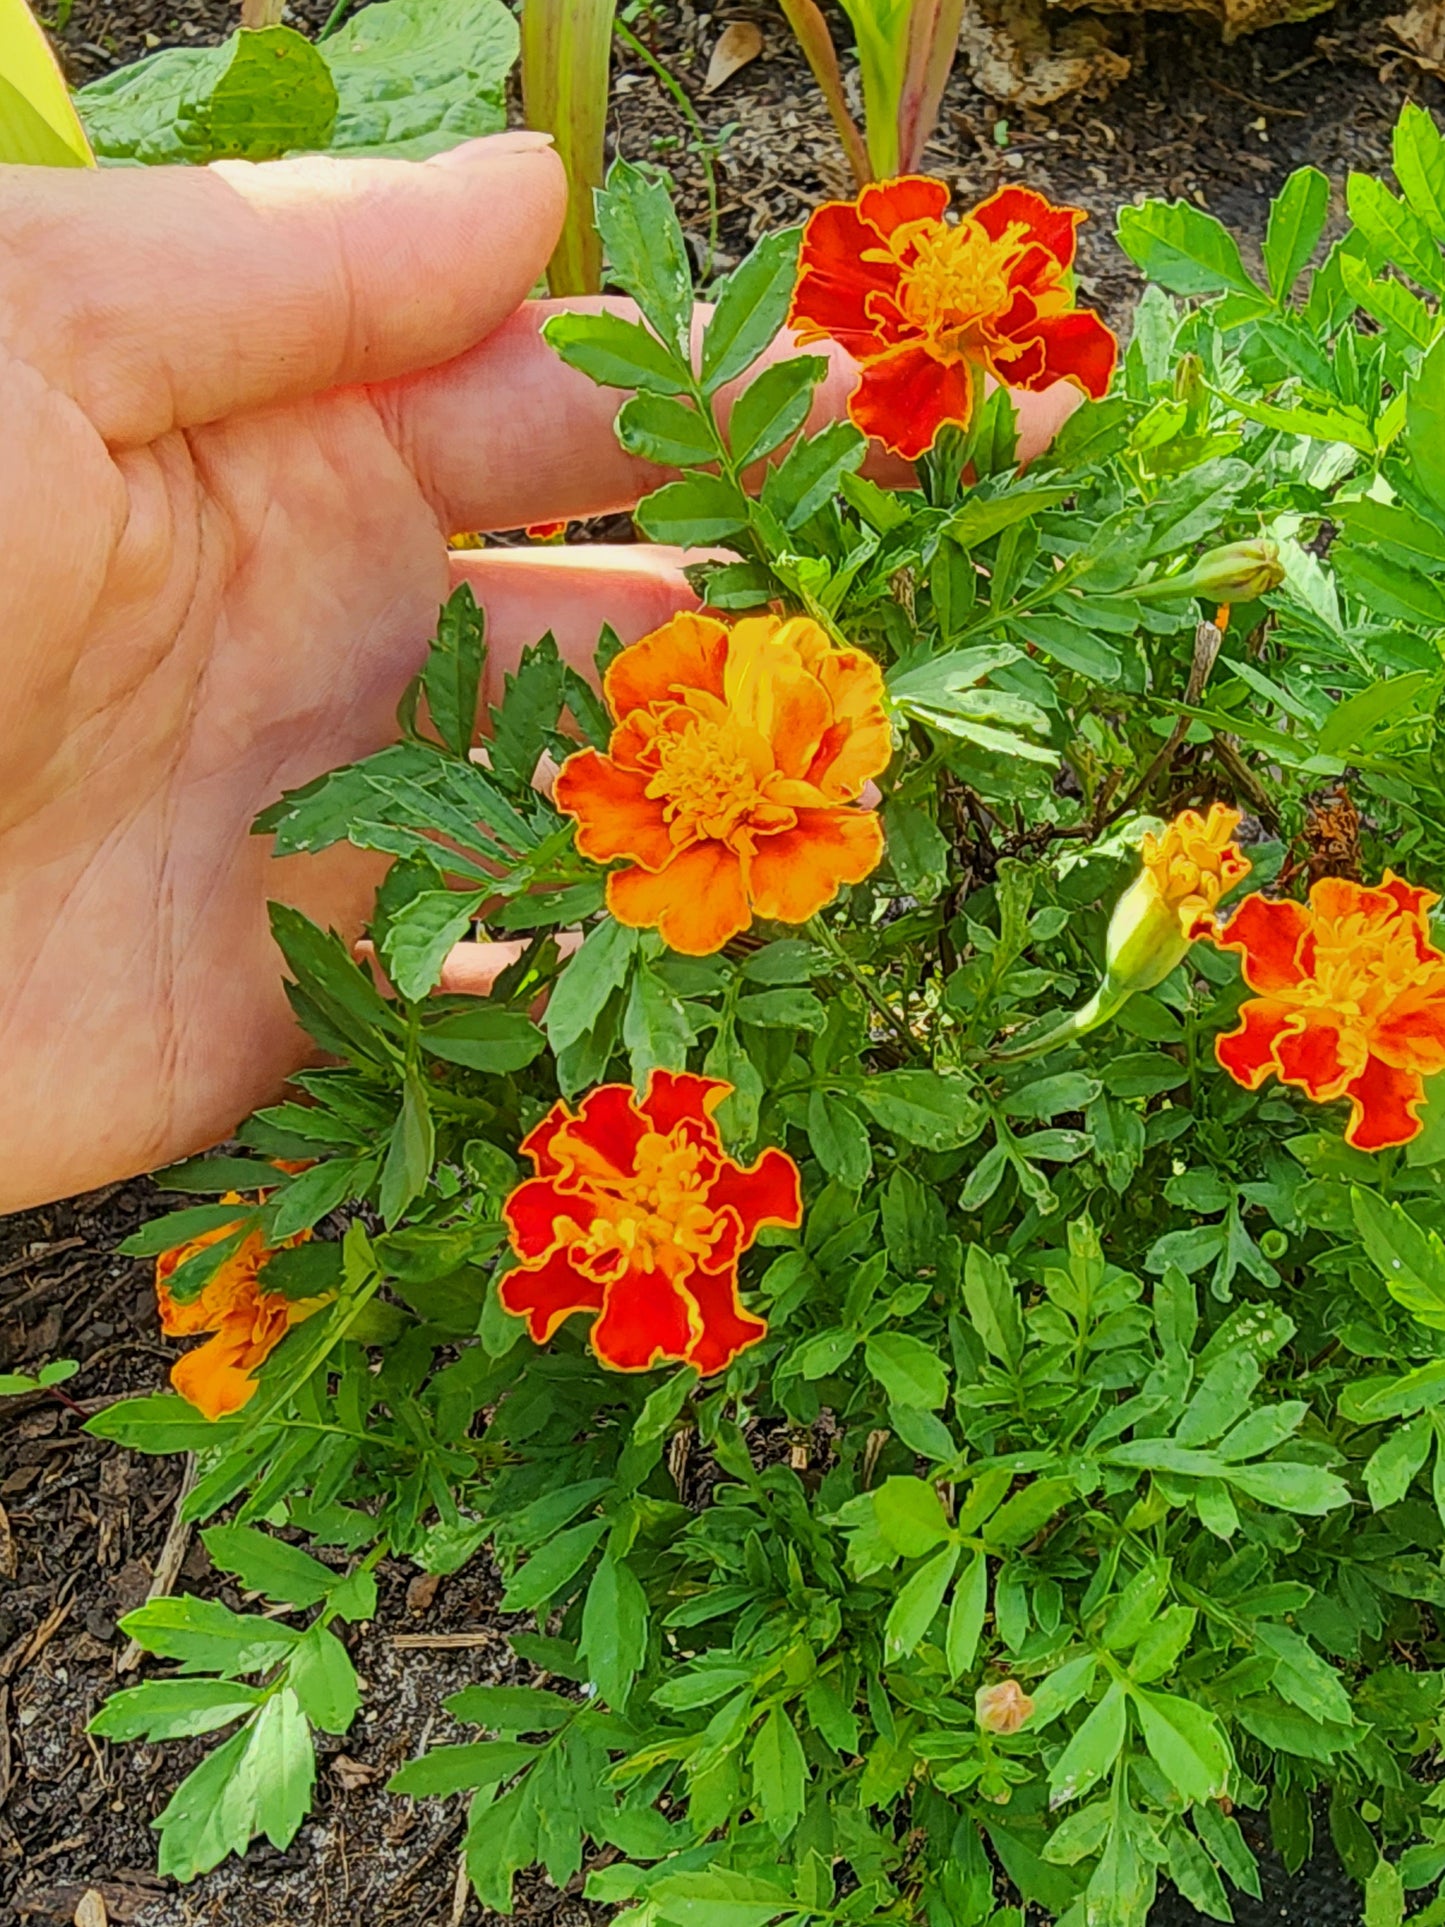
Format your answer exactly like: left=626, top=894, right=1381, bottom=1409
left=682, top=1268, right=770, bottom=1375
left=604, top=611, right=730, bottom=718
left=553, top=751, right=676, bottom=870
left=499, top=1246, right=607, bottom=1342
left=747, top=807, right=885, bottom=924
left=1215, top=998, right=1294, bottom=1091
left=1215, top=895, right=1314, bottom=995
left=608, top=842, right=753, bottom=956
left=848, top=341, right=974, bottom=461
left=1271, top=1011, right=1364, bottom=1101
left=1344, top=1055, right=1428, bottom=1152
left=972, top=183, right=1083, bottom=268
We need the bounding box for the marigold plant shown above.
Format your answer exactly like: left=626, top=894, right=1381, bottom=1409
left=86, top=128, right=1445, bottom=1927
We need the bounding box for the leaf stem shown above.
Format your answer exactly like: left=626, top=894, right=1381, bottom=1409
left=806, top=916, right=916, bottom=1054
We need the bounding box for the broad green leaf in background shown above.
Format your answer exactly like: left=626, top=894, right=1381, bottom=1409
left=76, top=0, right=515, bottom=165
left=0, top=0, right=93, bottom=163
left=1262, top=166, right=1330, bottom=305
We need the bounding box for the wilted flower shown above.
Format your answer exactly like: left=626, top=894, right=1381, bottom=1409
left=976, top=1679, right=1034, bottom=1734
left=155, top=1196, right=326, bottom=1420
left=554, top=611, right=890, bottom=955
left=500, top=1071, right=802, bottom=1374
left=1215, top=874, right=1445, bottom=1151
left=788, top=177, right=1118, bottom=461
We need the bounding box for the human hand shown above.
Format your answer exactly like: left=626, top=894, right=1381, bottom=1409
left=0, top=137, right=1080, bottom=1211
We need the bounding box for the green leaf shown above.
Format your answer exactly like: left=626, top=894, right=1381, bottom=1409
left=885, top=801, right=949, bottom=902
left=616, top=392, right=718, bottom=466
left=1132, top=1689, right=1231, bottom=1803
left=500, top=1517, right=609, bottom=1611
left=636, top=474, right=751, bottom=545
left=288, top=1623, right=362, bottom=1735
left=389, top=1737, right=539, bottom=1795
left=946, top=1550, right=989, bottom=1679
left=1348, top=170, right=1445, bottom=297
left=728, top=355, right=827, bottom=468
left=961, top=1244, right=1023, bottom=1368
left=1263, top=166, right=1330, bottom=302
left=446, top=1684, right=574, bottom=1732
left=420, top=1005, right=545, bottom=1072
left=118, top=1596, right=300, bottom=1676
left=650, top=1868, right=792, bottom=1927
left=596, top=156, right=694, bottom=358
left=873, top=1475, right=952, bottom=1557
left=807, top=1088, right=872, bottom=1191
left=1222, top=1460, right=1349, bottom=1515
left=735, top=987, right=827, bottom=1032
left=1048, top=1681, right=1127, bottom=1807
left=201, top=1524, right=337, bottom=1609
left=1395, top=100, right=1445, bottom=240
left=90, top=1678, right=265, bottom=1743
left=77, top=25, right=337, bottom=165
left=986, top=1477, right=1072, bottom=1549
left=118, top=1201, right=255, bottom=1258
left=1364, top=1413, right=1434, bottom=1510
left=421, top=583, right=486, bottom=758
left=1116, top=199, right=1259, bottom=297
left=701, top=227, right=803, bottom=392
left=1365, top=1855, right=1405, bottom=1927
left=885, top=1544, right=960, bottom=1661
left=545, top=918, right=636, bottom=1052
left=153, top=1724, right=259, bottom=1880
left=1352, top=1188, right=1445, bottom=1330
left=379, top=1066, right=435, bottom=1227
left=865, top=1331, right=948, bottom=1411
left=250, top=1688, right=316, bottom=1849
left=623, top=964, right=693, bottom=1084
left=750, top=1703, right=808, bottom=1839
left=85, top=1394, right=245, bottom=1455
left=542, top=309, right=690, bottom=395
left=580, top=1552, right=648, bottom=1709
left=320, top=0, right=517, bottom=159
left=857, top=1069, right=983, bottom=1149
left=1254, top=1622, right=1354, bottom=1726
left=1407, top=334, right=1445, bottom=522
left=760, top=419, right=866, bottom=529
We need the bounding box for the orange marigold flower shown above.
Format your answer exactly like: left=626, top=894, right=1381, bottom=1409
left=788, top=177, right=1118, bottom=461
left=553, top=611, right=890, bottom=956
left=499, top=1071, right=802, bottom=1375
left=525, top=519, right=569, bottom=542
left=1214, top=874, right=1445, bottom=1152
left=155, top=1194, right=327, bottom=1420
left=1104, top=802, right=1252, bottom=995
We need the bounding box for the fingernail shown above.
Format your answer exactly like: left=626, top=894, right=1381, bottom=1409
left=428, top=130, right=556, bottom=167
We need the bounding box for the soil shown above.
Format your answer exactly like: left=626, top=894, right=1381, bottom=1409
left=7, top=0, right=1441, bottom=1919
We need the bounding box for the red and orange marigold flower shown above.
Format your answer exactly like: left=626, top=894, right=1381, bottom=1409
left=1214, top=874, right=1445, bottom=1152
left=500, top=1071, right=802, bottom=1375
left=554, top=611, right=890, bottom=956
left=155, top=1195, right=328, bottom=1420
left=789, top=177, right=1118, bottom=462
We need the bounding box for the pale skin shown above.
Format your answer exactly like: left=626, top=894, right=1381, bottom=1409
left=0, top=132, right=1080, bottom=1212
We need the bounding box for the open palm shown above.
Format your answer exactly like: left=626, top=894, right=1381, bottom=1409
left=0, top=135, right=1079, bottom=1211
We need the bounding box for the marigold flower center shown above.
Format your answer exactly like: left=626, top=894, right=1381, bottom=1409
left=644, top=717, right=762, bottom=846
left=891, top=219, right=1039, bottom=357
left=1295, top=911, right=1436, bottom=1026
left=570, top=1129, right=721, bottom=1275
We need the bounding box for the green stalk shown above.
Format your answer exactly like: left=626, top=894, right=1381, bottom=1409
left=807, top=916, right=916, bottom=1054
left=896, top=0, right=965, bottom=172
left=776, top=0, right=871, bottom=189
left=835, top=0, right=911, bottom=179
left=522, top=0, right=618, bottom=295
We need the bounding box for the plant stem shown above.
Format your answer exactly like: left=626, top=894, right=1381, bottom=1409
left=807, top=917, right=916, bottom=1054
left=316, top=0, right=354, bottom=40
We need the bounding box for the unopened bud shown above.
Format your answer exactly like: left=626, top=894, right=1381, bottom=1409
left=1132, top=539, right=1286, bottom=605
left=976, top=1680, right=1034, bottom=1735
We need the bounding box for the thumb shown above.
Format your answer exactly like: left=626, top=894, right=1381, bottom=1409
left=0, top=132, right=565, bottom=446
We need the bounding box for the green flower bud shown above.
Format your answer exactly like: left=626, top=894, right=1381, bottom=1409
left=1131, top=539, right=1286, bottom=605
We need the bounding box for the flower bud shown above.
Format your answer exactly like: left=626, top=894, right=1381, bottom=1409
left=1102, top=803, right=1250, bottom=998
left=1132, top=539, right=1286, bottom=605
left=976, top=1679, right=1034, bottom=1735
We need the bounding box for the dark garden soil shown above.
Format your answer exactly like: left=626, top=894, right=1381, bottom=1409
left=7, top=0, right=1443, bottom=1919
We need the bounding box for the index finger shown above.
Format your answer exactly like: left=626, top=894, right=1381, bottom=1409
left=378, top=297, right=1082, bottom=535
